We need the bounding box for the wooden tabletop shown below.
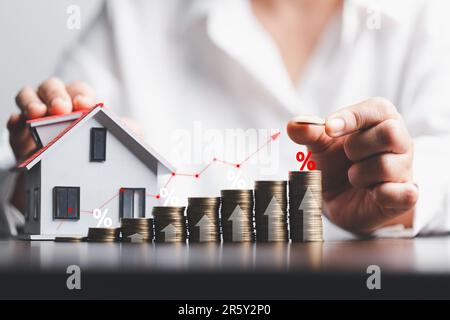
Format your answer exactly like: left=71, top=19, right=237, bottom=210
left=1, top=237, right=450, bottom=299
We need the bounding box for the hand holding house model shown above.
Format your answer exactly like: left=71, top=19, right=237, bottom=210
left=17, top=104, right=174, bottom=240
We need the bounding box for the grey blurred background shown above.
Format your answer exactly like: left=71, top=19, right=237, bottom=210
left=0, top=0, right=102, bottom=129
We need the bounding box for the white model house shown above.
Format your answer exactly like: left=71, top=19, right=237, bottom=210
left=17, top=103, right=174, bottom=239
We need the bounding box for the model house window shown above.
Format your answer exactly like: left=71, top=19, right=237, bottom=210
left=119, top=188, right=145, bottom=219
left=53, top=187, right=80, bottom=220
left=33, top=188, right=40, bottom=221
left=90, top=127, right=107, bottom=162
left=25, top=190, right=31, bottom=221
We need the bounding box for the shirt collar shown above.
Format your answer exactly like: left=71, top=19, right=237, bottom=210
left=341, top=0, right=410, bottom=45
left=350, top=0, right=413, bottom=22
left=182, top=0, right=409, bottom=29
left=180, top=0, right=217, bottom=31
left=179, top=0, right=410, bottom=114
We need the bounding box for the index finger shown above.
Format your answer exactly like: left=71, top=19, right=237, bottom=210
left=326, top=97, right=401, bottom=138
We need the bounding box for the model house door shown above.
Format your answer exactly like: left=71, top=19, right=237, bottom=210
left=119, top=188, right=145, bottom=219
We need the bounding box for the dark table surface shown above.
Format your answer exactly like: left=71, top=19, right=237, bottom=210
left=1, top=237, right=450, bottom=299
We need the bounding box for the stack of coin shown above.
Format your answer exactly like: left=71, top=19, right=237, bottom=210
left=220, top=190, right=254, bottom=242
left=288, top=171, right=323, bottom=242
left=254, top=181, right=288, bottom=242
left=121, top=218, right=154, bottom=242
left=187, top=197, right=221, bottom=243
left=153, top=206, right=187, bottom=243
left=87, top=227, right=120, bottom=242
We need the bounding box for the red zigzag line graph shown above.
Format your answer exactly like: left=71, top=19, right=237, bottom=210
left=58, top=132, right=281, bottom=229
left=160, top=131, right=281, bottom=187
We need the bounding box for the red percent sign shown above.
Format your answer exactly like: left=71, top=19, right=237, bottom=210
left=296, top=151, right=316, bottom=171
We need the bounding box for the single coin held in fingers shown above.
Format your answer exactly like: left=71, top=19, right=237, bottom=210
left=292, top=115, right=326, bottom=126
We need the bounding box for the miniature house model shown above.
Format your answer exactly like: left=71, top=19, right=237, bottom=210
left=17, top=104, right=173, bottom=238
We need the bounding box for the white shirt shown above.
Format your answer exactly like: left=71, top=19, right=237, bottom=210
left=1, top=0, right=450, bottom=238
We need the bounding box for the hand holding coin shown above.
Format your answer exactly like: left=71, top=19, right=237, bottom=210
left=287, top=98, right=418, bottom=234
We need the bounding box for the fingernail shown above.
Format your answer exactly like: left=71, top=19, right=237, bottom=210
left=327, top=117, right=345, bottom=134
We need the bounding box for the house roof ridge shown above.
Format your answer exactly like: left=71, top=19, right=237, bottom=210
left=26, top=110, right=85, bottom=125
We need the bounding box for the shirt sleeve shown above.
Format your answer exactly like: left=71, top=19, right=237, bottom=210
left=398, top=4, right=450, bottom=235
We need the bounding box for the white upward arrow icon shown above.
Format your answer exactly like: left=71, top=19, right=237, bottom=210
left=264, top=196, right=282, bottom=241
left=161, top=223, right=177, bottom=242
left=228, top=205, right=245, bottom=242
left=128, top=233, right=144, bottom=243
left=299, top=187, right=321, bottom=242
left=299, top=187, right=320, bottom=211
left=196, top=215, right=213, bottom=242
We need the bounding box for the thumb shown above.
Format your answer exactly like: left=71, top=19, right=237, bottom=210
left=286, top=120, right=333, bottom=152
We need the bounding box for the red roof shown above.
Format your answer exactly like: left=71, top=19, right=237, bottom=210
left=26, top=110, right=85, bottom=124
left=18, top=103, right=104, bottom=169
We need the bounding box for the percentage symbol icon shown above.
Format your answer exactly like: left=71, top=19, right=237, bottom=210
left=93, top=208, right=112, bottom=227
left=296, top=151, right=316, bottom=171
left=159, top=187, right=179, bottom=206
left=227, top=170, right=246, bottom=188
